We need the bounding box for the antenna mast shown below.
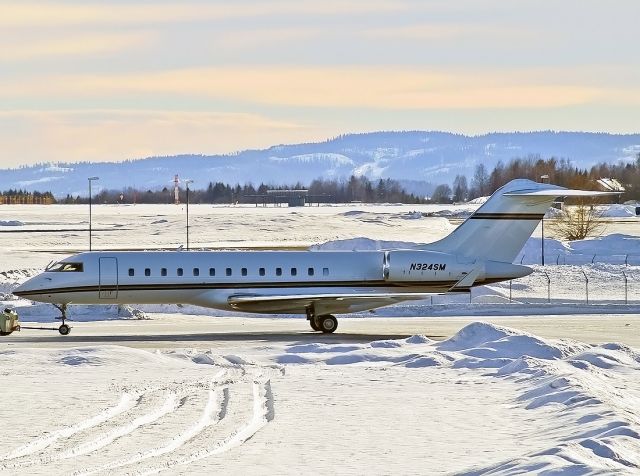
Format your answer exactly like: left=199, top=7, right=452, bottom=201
left=174, top=174, right=180, bottom=205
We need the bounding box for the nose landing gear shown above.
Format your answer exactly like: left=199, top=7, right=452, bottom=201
left=53, top=303, right=71, bottom=336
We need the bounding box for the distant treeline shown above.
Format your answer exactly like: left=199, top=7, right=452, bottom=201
left=62, top=176, right=426, bottom=205
left=0, top=189, right=56, bottom=204
left=431, top=154, right=640, bottom=203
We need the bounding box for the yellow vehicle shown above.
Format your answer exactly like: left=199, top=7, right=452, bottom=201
left=0, top=308, right=20, bottom=336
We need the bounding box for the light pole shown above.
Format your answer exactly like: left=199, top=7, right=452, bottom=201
left=88, top=177, right=99, bottom=251
left=185, top=179, right=193, bottom=250
left=540, top=174, right=549, bottom=265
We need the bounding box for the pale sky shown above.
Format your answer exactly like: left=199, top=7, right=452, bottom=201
left=1, top=0, right=639, bottom=166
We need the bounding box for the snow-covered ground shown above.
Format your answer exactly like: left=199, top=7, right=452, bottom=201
left=2, top=321, right=640, bottom=474
left=2, top=203, right=640, bottom=474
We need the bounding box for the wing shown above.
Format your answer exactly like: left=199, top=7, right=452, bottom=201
left=227, top=293, right=435, bottom=315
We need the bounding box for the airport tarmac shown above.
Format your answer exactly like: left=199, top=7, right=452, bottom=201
left=3, top=312, right=640, bottom=350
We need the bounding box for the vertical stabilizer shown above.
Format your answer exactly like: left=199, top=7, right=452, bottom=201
left=425, top=179, right=609, bottom=263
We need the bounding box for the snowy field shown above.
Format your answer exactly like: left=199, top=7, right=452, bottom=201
left=2, top=203, right=640, bottom=474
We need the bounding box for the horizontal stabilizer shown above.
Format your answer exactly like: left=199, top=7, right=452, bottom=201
left=504, top=189, right=620, bottom=197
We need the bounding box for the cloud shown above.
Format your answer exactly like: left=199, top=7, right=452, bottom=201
left=0, top=67, right=606, bottom=110
left=0, top=110, right=333, bottom=166
left=362, top=24, right=528, bottom=40
left=0, top=1, right=403, bottom=28
left=0, top=32, right=153, bottom=61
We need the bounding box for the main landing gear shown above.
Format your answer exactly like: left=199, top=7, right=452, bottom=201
left=306, top=307, right=338, bottom=334
left=52, top=303, right=71, bottom=336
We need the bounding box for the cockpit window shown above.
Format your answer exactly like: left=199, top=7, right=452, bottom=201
left=47, top=262, right=84, bottom=272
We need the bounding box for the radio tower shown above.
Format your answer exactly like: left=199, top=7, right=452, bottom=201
left=174, top=174, right=180, bottom=205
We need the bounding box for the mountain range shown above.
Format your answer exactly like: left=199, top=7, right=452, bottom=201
left=2, top=131, right=639, bottom=197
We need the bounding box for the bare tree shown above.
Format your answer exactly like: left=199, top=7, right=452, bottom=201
left=547, top=202, right=605, bottom=241
left=471, top=163, right=489, bottom=197
left=452, top=175, right=468, bottom=202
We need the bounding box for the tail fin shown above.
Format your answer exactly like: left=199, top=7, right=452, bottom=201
left=426, top=179, right=614, bottom=263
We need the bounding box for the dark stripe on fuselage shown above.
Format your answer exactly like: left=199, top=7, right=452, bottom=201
left=13, top=276, right=515, bottom=297
left=469, top=213, right=544, bottom=220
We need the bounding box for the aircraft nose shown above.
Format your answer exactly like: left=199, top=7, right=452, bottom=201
left=13, top=281, right=30, bottom=297
left=13, top=276, right=45, bottom=297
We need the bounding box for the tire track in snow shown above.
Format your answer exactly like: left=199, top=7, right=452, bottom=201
left=57, top=390, right=184, bottom=460
left=138, top=378, right=275, bottom=475
left=0, top=392, right=139, bottom=462
left=0, top=390, right=185, bottom=471
left=78, top=381, right=231, bottom=475
left=63, top=373, right=227, bottom=464
left=3, top=369, right=230, bottom=473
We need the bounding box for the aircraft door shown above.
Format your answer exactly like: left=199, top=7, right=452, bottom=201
left=99, top=257, right=119, bottom=299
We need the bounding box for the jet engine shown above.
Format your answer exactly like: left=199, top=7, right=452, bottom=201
left=383, top=250, right=476, bottom=282
left=383, top=250, right=531, bottom=285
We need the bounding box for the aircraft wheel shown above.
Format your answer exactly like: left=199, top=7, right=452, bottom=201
left=317, top=315, right=338, bottom=334
left=59, top=324, right=71, bottom=336
left=309, top=318, right=321, bottom=331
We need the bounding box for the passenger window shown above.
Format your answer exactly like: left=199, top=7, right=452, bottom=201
left=308, top=267, right=314, bottom=276
left=291, top=267, right=297, bottom=276
left=241, top=268, right=247, bottom=276
left=209, top=268, right=215, bottom=276
left=145, top=268, right=151, bottom=277
left=226, top=268, right=232, bottom=276
left=276, top=267, right=282, bottom=276
left=193, top=268, right=200, bottom=276
left=323, top=268, right=329, bottom=276
left=128, top=268, right=134, bottom=276
left=177, top=268, right=183, bottom=276
left=259, top=268, right=265, bottom=276
left=161, top=268, right=167, bottom=277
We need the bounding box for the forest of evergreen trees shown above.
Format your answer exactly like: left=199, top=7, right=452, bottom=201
left=0, top=189, right=55, bottom=204
left=62, top=176, right=426, bottom=205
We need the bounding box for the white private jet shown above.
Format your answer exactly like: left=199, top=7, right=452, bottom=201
left=14, top=179, right=612, bottom=335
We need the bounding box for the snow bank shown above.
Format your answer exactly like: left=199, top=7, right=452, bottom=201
left=270, top=322, right=640, bottom=472
left=599, top=204, right=636, bottom=217
left=570, top=233, right=640, bottom=254
left=310, top=237, right=421, bottom=251
left=424, top=209, right=472, bottom=218
left=400, top=211, right=423, bottom=220
left=468, top=196, right=489, bottom=204
left=273, top=322, right=589, bottom=370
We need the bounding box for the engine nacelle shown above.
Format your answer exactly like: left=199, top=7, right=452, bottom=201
left=383, top=250, right=480, bottom=282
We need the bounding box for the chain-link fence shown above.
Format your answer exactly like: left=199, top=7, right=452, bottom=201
left=518, top=254, right=640, bottom=266
left=485, top=265, right=640, bottom=305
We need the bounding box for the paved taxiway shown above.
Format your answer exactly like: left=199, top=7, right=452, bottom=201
left=3, top=313, right=640, bottom=350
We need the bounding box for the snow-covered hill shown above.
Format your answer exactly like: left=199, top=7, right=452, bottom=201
left=1, top=131, right=639, bottom=197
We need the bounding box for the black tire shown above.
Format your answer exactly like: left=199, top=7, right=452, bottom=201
left=0, top=331, right=11, bottom=336
left=59, top=324, right=71, bottom=336
left=309, top=318, right=321, bottom=331
left=317, top=315, right=338, bottom=334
